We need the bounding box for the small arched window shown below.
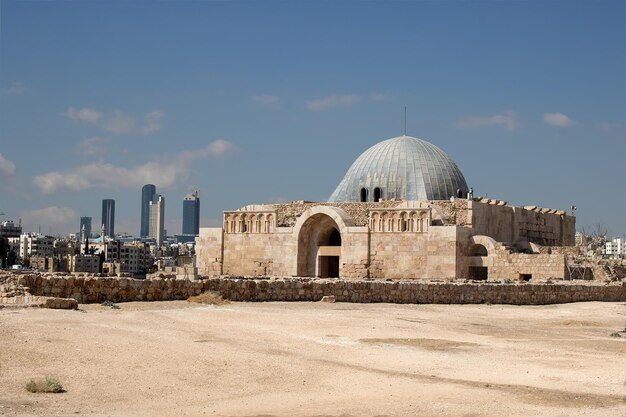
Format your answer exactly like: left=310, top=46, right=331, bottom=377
left=360, top=188, right=368, bottom=202
left=374, top=187, right=382, bottom=202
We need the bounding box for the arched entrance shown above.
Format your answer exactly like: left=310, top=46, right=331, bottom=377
left=296, top=213, right=342, bottom=278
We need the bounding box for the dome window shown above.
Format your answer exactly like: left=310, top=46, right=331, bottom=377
left=360, top=188, right=368, bottom=202
left=374, top=187, right=382, bottom=202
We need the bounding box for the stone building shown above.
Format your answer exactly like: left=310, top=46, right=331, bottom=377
left=196, top=135, right=575, bottom=281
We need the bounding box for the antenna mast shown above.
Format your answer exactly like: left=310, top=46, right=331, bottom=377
left=404, top=106, right=407, bottom=136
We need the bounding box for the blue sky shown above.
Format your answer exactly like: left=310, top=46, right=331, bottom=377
left=0, top=0, right=624, bottom=237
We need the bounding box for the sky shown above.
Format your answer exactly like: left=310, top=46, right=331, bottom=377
left=0, top=0, right=624, bottom=238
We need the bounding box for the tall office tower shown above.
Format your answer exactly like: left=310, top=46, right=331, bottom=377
left=148, top=194, right=165, bottom=245
left=140, top=184, right=156, bottom=238
left=182, top=191, right=200, bottom=235
left=79, top=216, right=92, bottom=243
left=101, top=199, right=115, bottom=237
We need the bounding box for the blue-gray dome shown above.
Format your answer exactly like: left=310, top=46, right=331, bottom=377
left=328, top=135, right=469, bottom=202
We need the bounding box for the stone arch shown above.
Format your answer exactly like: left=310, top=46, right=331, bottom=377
left=468, top=235, right=497, bottom=257
left=370, top=212, right=379, bottom=232
left=294, top=206, right=354, bottom=278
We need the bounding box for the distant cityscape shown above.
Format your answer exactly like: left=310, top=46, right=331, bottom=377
left=0, top=184, right=201, bottom=277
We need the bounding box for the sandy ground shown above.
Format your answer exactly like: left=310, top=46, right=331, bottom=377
left=0, top=300, right=624, bottom=417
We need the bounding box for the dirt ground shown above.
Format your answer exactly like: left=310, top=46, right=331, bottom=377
left=0, top=301, right=624, bottom=417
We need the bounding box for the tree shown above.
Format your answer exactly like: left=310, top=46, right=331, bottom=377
left=590, top=223, right=608, bottom=240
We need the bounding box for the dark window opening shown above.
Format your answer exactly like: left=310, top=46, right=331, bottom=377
left=360, top=187, right=368, bottom=202
left=374, top=187, right=382, bottom=202
left=328, top=229, right=341, bottom=246
left=469, top=266, right=488, bottom=280
left=519, top=273, right=532, bottom=282
left=319, top=256, right=340, bottom=278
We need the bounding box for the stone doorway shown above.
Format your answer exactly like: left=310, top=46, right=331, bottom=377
left=319, top=256, right=340, bottom=278
left=296, top=213, right=342, bottom=278
left=469, top=266, right=488, bottom=280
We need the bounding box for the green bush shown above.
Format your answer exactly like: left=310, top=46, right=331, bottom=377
left=25, top=377, right=64, bottom=393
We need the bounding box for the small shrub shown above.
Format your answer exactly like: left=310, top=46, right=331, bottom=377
left=25, top=377, right=64, bottom=393
left=187, top=291, right=229, bottom=305
left=610, top=332, right=622, bottom=338
left=101, top=300, right=120, bottom=309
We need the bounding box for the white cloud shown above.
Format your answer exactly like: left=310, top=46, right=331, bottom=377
left=33, top=140, right=238, bottom=194
left=250, top=94, right=280, bottom=105
left=305, top=94, right=361, bottom=111
left=77, top=137, right=109, bottom=156
left=101, top=110, right=136, bottom=134
left=454, top=111, right=518, bottom=131
left=0, top=153, right=17, bottom=177
left=65, top=107, right=102, bottom=124
left=206, top=139, right=238, bottom=157
left=543, top=112, right=577, bottom=127
left=596, top=122, right=621, bottom=133
left=370, top=93, right=391, bottom=101
left=141, top=110, right=165, bottom=134
left=64, top=107, right=165, bottom=135
left=4, top=81, right=25, bottom=95
left=20, top=206, right=77, bottom=235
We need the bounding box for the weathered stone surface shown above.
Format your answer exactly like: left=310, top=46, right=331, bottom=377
left=2, top=272, right=623, bottom=306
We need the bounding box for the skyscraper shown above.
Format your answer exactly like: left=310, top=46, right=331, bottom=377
left=149, top=194, right=165, bottom=245
left=101, top=199, right=115, bottom=237
left=182, top=191, right=200, bottom=235
left=140, top=184, right=156, bottom=238
left=79, top=216, right=92, bottom=243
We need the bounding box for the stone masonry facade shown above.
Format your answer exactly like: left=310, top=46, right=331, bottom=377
left=196, top=198, right=576, bottom=281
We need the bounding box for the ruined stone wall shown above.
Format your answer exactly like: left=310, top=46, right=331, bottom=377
left=469, top=201, right=575, bottom=246
left=10, top=274, right=624, bottom=305
left=489, top=252, right=566, bottom=281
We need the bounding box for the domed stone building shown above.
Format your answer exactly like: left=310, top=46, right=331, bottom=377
left=329, top=135, right=469, bottom=202
left=197, top=134, right=575, bottom=281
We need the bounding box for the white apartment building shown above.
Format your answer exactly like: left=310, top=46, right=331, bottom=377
left=19, top=233, right=55, bottom=259
left=605, top=238, right=625, bottom=258
left=149, top=195, right=165, bottom=246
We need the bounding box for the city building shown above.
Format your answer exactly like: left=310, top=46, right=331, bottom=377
left=79, top=217, right=92, bottom=243
left=141, top=184, right=156, bottom=238
left=68, top=254, right=100, bottom=273
left=182, top=191, right=200, bottom=236
left=18, top=233, right=55, bottom=259
left=197, top=134, right=576, bottom=281
left=119, top=241, right=152, bottom=274
left=605, top=238, right=625, bottom=259
left=101, top=199, right=115, bottom=237
left=0, top=220, right=22, bottom=238
left=149, top=195, right=165, bottom=245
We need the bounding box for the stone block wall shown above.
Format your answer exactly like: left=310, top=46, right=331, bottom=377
left=368, top=231, right=429, bottom=279
left=221, top=230, right=295, bottom=276
left=469, top=201, right=575, bottom=247
left=8, top=273, right=623, bottom=306
left=195, top=228, right=223, bottom=276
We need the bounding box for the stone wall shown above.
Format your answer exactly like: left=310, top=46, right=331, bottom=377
left=9, top=273, right=624, bottom=305
left=469, top=201, right=575, bottom=246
